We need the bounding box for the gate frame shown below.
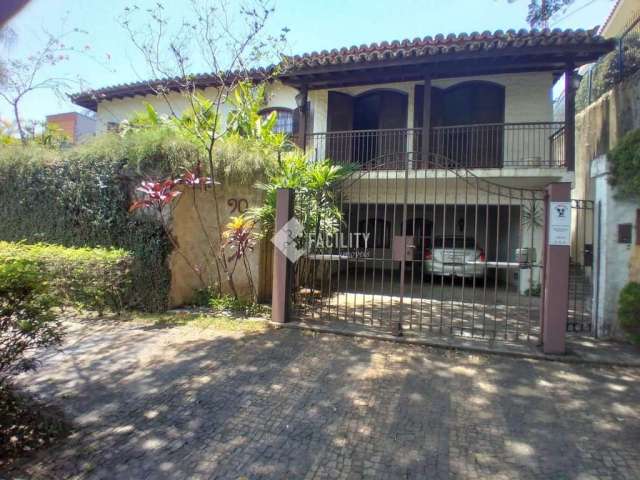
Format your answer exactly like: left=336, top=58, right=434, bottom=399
left=540, top=182, right=571, bottom=354
left=272, top=157, right=574, bottom=351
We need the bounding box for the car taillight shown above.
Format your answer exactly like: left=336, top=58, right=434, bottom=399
left=424, top=248, right=432, bottom=260
left=478, top=248, right=486, bottom=262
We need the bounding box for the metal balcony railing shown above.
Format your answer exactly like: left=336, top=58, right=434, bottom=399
left=305, top=122, right=566, bottom=169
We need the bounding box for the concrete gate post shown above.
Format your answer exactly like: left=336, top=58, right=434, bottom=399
left=540, top=182, right=571, bottom=354
left=272, top=188, right=295, bottom=324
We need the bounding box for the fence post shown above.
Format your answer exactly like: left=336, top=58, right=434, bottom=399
left=272, top=188, right=295, bottom=324
left=618, top=38, right=623, bottom=82
left=540, top=182, right=571, bottom=354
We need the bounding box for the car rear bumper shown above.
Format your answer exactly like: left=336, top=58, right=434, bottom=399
left=424, top=260, right=486, bottom=278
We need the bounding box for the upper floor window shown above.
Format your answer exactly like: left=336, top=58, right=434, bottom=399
left=436, top=81, right=505, bottom=126
left=260, top=107, right=294, bottom=135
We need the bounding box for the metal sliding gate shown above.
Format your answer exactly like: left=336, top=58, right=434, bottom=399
left=567, top=199, right=595, bottom=334
left=293, top=152, right=547, bottom=342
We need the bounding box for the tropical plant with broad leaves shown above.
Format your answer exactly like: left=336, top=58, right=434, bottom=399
left=251, top=152, right=354, bottom=242
left=221, top=215, right=257, bottom=299
left=522, top=199, right=543, bottom=231
left=119, top=0, right=288, bottom=300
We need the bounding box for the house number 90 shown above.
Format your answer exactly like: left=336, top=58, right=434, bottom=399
left=228, top=198, right=249, bottom=214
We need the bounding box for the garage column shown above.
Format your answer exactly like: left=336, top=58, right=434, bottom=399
left=540, top=182, right=571, bottom=354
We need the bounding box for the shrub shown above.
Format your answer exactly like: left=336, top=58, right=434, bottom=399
left=0, top=242, right=132, bottom=314
left=1, top=382, right=70, bottom=464
left=523, top=283, right=541, bottom=297
left=608, top=129, right=640, bottom=200
left=576, top=36, right=640, bottom=112
left=618, top=282, right=640, bottom=340
left=0, top=256, right=63, bottom=379
left=208, top=294, right=267, bottom=317
left=0, top=127, right=280, bottom=311
left=0, top=136, right=172, bottom=311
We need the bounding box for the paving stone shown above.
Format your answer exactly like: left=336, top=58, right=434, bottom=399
left=2, top=318, right=639, bottom=479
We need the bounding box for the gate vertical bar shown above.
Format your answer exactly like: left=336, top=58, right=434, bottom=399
left=272, top=188, right=295, bottom=324
left=394, top=155, right=410, bottom=336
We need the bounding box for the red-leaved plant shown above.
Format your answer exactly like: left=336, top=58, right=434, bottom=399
left=129, top=179, right=182, bottom=213
left=129, top=170, right=213, bottom=287
left=179, top=164, right=215, bottom=191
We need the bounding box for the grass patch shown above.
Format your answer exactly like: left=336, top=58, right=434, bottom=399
left=118, top=311, right=270, bottom=333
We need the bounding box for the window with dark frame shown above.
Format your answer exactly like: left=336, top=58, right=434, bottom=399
left=260, top=108, right=294, bottom=135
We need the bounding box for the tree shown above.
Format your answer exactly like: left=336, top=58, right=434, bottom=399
left=508, top=0, right=576, bottom=29
left=119, top=0, right=288, bottom=298
left=0, top=20, right=105, bottom=144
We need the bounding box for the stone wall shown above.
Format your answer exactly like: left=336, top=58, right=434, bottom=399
left=575, top=70, right=640, bottom=336
left=575, top=69, right=640, bottom=199
left=168, top=184, right=270, bottom=307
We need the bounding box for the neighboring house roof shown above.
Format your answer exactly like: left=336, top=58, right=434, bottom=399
left=71, top=27, right=615, bottom=111
left=599, top=0, right=639, bottom=38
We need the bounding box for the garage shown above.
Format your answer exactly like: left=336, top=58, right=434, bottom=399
left=293, top=165, right=548, bottom=342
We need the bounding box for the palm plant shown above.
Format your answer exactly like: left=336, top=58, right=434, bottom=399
left=250, top=152, right=353, bottom=244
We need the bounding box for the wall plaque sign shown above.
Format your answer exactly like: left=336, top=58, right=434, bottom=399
left=548, top=201, right=571, bottom=246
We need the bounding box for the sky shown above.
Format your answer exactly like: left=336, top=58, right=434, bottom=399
left=1, top=0, right=616, bottom=124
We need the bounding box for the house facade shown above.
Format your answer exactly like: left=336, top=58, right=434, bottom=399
left=72, top=28, right=614, bottom=342
left=45, top=111, right=96, bottom=143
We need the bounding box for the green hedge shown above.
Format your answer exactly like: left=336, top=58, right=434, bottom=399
left=619, top=282, right=640, bottom=340
left=0, top=133, right=195, bottom=311
left=0, top=128, right=278, bottom=310
left=0, top=242, right=132, bottom=314
left=608, top=128, right=640, bottom=200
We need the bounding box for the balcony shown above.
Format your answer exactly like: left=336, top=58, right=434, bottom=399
left=305, top=122, right=566, bottom=170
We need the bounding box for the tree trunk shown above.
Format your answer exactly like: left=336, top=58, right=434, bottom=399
left=13, top=101, right=26, bottom=145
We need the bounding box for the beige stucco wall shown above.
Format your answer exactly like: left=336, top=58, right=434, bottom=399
left=308, top=72, right=555, bottom=164
left=309, top=72, right=554, bottom=132
left=96, top=72, right=554, bottom=138
left=168, top=184, right=269, bottom=306
left=95, top=81, right=299, bottom=133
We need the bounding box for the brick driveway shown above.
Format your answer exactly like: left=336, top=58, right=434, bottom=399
left=3, top=319, right=640, bottom=479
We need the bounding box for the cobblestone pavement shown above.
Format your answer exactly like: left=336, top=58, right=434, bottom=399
left=3, top=319, right=640, bottom=479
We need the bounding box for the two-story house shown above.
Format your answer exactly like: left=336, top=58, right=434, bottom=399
left=72, top=28, right=613, bottom=341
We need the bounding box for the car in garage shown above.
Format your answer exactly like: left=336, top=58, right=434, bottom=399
left=423, top=236, right=486, bottom=279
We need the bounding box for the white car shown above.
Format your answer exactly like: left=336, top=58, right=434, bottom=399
left=423, top=236, right=486, bottom=279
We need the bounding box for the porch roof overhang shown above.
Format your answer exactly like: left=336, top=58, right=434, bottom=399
left=279, top=27, right=615, bottom=89
left=69, top=68, right=274, bottom=112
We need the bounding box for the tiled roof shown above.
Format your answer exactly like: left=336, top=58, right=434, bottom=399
left=284, top=27, right=610, bottom=70
left=70, top=68, right=274, bottom=111
left=72, top=27, right=613, bottom=111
